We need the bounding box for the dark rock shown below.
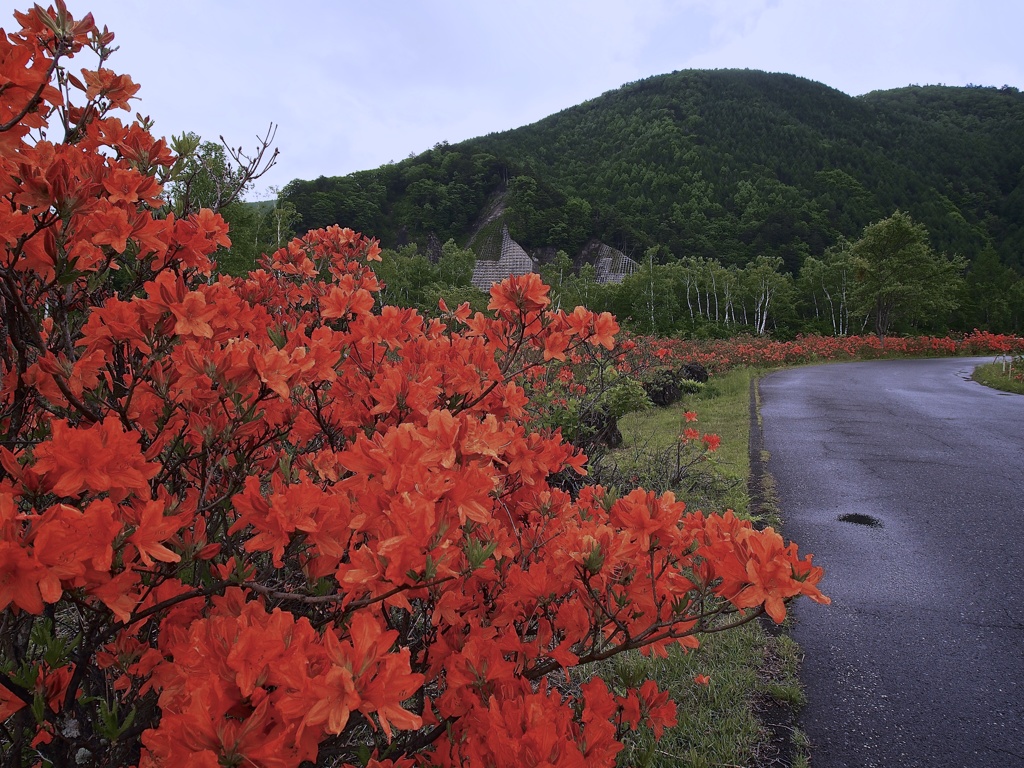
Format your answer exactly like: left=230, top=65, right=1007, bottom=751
left=581, top=408, right=623, bottom=448
left=642, top=368, right=682, bottom=407
left=679, top=362, right=709, bottom=383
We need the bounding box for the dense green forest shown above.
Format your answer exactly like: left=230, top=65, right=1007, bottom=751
left=269, top=69, right=1024, bottom=335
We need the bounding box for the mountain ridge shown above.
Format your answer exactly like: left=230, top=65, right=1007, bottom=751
left=281, top=69, right=1024, bottom=273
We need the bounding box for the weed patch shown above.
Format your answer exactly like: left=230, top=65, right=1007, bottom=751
left=972, top=360, right=1024, bottom=395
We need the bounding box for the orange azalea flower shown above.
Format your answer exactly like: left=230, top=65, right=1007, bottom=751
left=85, top=199, right=132, bottom=253
left=81, top=67, right=140, bottom=109
left=543, top=331, right=569, bottom=362
left=193, top=208, right=231, bottom=249
left=30, top=417, right=159, bottom=499
left=170, top=291, right=217, bottom=338
left=32, top=499, right=119, bottom=587
left=588, top=311, right=619, bottom=350
left=609, top=489, right=684, bottom=552
left=101, top=166, right=153, bottom=205
left=251, top=346, right=295, bottom=399
left=789, top=553, right=831, bottom=606
left=0, top=541, right=46, bottom=613
left=359, top=652, right=425, bottom=739
left=293, top=638, right=360, bottom=736
left=88, top=569, right=141, bottom=623
left=439, top=298, right=472, bottom=323
left=321, top=278, right=375, bottom=319
left=127, top=499, right=185, bottom=567
left=0, top=682, right=25, bottom=721
left=564, top=305, right=593, bottom=338
left=487, top=273, right=551, bottom=315
left=637, top=680, right=677, bottom=738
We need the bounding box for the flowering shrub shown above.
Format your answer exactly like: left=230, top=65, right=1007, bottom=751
left=0, top=5, right=829, bottom=766
left=620, top=330, right=1024, bottom=377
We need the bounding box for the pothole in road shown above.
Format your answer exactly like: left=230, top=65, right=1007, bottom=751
left=837, top=513, right=883, bottom=528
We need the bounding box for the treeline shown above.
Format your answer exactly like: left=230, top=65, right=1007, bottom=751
left=376, top=213, right=1024, bottom=338
left=280, top=149, right=507, bottom=247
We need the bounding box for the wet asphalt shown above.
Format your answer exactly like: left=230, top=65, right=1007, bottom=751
left=759, top=357, right=1024, bottom=768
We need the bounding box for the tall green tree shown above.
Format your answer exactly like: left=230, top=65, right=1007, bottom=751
left=958, top=245, right=1018, bottom=331
left=217, top=194, right=302, bottom=276
left=615, top=250, right=681, bottom=335
left=742, top=255, right=793, bottom=335
left=436, top=239, right=476, bottom=286
left=799, top=241, right=855, bottom=336
left=850, top=211, right=965, bottom=342
left=167, top=135, right=246, bottom=214
left=539, top=250, right=575, bottom=310
left=167, top=127, right=278, bottom=215
left=375, top=245, right=435, bottom=308
left=373, top=242, right=486, bottom=314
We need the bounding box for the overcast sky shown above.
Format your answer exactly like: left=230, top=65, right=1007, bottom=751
left=46, top=0, right=1024, bottom=197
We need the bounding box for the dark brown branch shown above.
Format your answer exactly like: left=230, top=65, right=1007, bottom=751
left=243, top=575, right=456, bottom=611
left=0, top=671, right=34, bottom=709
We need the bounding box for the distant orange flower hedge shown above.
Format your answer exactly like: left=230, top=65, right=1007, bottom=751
left=621, top=330, right=1024, bottom=376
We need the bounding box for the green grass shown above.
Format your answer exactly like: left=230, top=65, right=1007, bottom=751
left=590, top=625, right=808, bottom=768
left=602, top=369, right=754, bottom=515
left=602, top=628, right=770, bottom=767
left=972, top=361, right=1024, bottom=395
left=591, top=367, right=809, bottom=767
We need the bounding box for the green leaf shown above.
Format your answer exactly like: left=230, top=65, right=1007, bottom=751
left=464, top=537, right=497, bottom=571
left=97, top=698, right=136, bottom=742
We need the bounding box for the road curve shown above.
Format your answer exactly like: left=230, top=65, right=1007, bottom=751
left=759, top=357, right=1024, bottom=768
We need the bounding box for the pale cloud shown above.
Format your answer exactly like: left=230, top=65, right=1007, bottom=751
left=46, top=0, right=1024, bottom=193
left=681, top=0, right=1024, bottom=94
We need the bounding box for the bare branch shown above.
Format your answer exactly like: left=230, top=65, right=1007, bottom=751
left=215, top=122, right=280, bottom=211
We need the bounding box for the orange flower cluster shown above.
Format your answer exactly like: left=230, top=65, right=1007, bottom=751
left=140, top=591, right=423, bottom=767
left=0, top=4, right=828, bottom=766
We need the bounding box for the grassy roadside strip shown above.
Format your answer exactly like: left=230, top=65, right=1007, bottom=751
left=971, top=361, right=1024, bottom=394
left=596, top=368, right=810, bottom=768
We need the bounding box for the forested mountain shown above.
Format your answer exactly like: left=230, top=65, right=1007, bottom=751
left=282, top=70, right=1024, bottom=274
left=272, top=70, right=1024, bottom=337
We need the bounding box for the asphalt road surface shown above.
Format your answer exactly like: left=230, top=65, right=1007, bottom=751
left=759, top=357, right=1024, bottom=768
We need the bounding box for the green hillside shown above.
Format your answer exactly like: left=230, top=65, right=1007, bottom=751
left=282, top=70, right=1024, bottom=275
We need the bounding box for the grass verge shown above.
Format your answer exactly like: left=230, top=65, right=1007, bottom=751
left=971, top=361, right=1024, bottom=395
left=593, top=367, right=809, bottom=767
left=602, top=370, right=752, bottom=515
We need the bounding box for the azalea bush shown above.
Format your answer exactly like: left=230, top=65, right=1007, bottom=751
left=0, top=5, right=830, bottom=767
left=618, top=330, right=1024, bottom=377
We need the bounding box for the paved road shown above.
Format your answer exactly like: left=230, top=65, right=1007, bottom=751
left=760, top=357, right=1024, bottom=768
